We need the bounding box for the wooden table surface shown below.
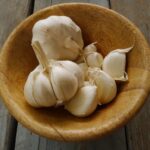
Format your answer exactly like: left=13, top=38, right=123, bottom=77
left=0, top=0, right=150, bottom=150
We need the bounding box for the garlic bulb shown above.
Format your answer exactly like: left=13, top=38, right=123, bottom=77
left=88, top=67, right=117, bottom=105
left=32, top=16, right=84, bottom=60
left=84, top=43, right=103, bottom=67
left=24, top=41, right=84, bottom=107
left=102, top=47, right=132, bottom=81
left=65, top=81, right=98, bottom=117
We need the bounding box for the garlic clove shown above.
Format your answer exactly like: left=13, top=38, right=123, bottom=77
left=55, top=60, right=84, bottom=87
left=86, top=52, right=103, bottom=68
left=24, top=70, right=39, bottom=107
left=33, top=71, right=57, bottom=107
left=51, top=65, right=78, bottom=101
left=102, top=47, right=132, bottom=81
left=32, top=16, right=84, bottom=60
left=88, top=68, right=117, bottom=105
left=75, top=43, right=97, bottom=63
left=84, top=42, right=97, bottom=54
left=65, top=82, right=98, bottom=117
left=84, top=43, right=103, bottom=68
left=78, top=62, right=88, bottom=80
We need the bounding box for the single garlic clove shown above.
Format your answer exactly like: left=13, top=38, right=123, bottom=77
left=86, top=52, right=103, bottom=68
left=32, top=16, right=84, bottom=60
left=88, top=67, right=117, bottom=105
left=78, top=63, right=88, bottom=80
left=51, top=65, right=78, bottom=101
left=55, top=60, right=84, bottom=87
left=65, top=82, right=98, bottom=117
left=33, top=71, right=57, bottom=107
left=102, top=47, right=132, bottom=81
left=24, top=70, right=39, bottom=107
left=84, top=43, right=97, bottom=53
left=84, top=43, right=103, bottom=68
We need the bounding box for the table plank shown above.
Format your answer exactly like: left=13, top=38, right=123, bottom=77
left=110, top=0, right=150, bottom=150
left=15, top=124, right=39, bottom=150
left=110, top=0, right=150, bottom=43
left=0, top=1, right=33, bottom=150
left=38, top=129, right=126, bottom=150
left=15, top=0, right=127, bottom=149
left=34, top=0, right=109, bottom=11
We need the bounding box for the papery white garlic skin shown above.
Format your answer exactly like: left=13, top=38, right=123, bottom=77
left=75, top=43, right=97, bottom=63
left=102, top=47, right=132, bottom=81
left=24, top=66, right=57, bottom=107
left=65, top=82, right=98, bottom=117
left=50, top=65, right=78, bottom=102
left=33, top=72, right=57, bottom=107
left=55, top=60, right=84, bottom=87
left=32, top=16, right=84, bottom=60
left=24, top=59, right=84, bottom=107
left=84, top=43, right=97, bottom=53
left=88, top=68, right=117, bottom=105
left=24, top=70, right=38, bottom=107
left=84, top=43, right=103, bottom=68
left=78, top=62, right=88, bottom=80
left=86, top=52, right=103, bottom=67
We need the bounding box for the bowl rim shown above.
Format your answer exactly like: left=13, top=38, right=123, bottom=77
left=0, top=3, right=150, bottom=141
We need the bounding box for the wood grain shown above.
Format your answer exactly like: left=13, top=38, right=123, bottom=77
left=37, top=129, right=127, bottom=150
left=16, top=126, right=127, bottom=150
left=0, top=0, right=32, bottom=150
left=110, top=0, right=150, bottom=150
left=15, top=124, right=39, bottom=150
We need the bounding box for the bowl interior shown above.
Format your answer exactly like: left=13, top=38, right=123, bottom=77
left=0, top=3, right=149, bottom=141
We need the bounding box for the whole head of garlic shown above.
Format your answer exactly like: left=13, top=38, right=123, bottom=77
left=65, top=81, right=98, bottom=117
left=102, top=47, right=132, bottom=81
left=88, top=67, right=117, bottom=105
left=32, top=16, right=84, bottom=60
left=84, top=43, right=103, bottom=68
left=24, top=41, right=84, bottom=107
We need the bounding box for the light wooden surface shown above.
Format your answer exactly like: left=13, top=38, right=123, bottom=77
left=0, top=0, right=149, bottom=150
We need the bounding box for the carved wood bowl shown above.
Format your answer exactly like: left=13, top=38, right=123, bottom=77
left=0, top=3, right=150, bottom=141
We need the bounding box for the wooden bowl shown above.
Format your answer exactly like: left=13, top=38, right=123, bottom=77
left=0, top=3, right=150, bottom=141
